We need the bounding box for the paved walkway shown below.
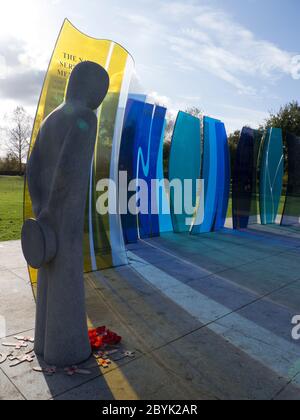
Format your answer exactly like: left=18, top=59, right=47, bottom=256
left=1, top=225, right=300, bottom=400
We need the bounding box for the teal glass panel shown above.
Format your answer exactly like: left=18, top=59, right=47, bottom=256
left=260, top=128, right=284, bottom=225
left=214, top=122, right=230, bottom=231
left=169, top=112, right=201, bottom=233
left=192, top=116, right=219, bottom=234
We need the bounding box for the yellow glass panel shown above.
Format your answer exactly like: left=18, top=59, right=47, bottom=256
left=24, top=20, right=133, bottom=295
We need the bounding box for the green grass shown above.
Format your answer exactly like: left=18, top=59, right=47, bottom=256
left=0, top=176, right=24, bottom=241
left=0, top=176, right=288, bottom=242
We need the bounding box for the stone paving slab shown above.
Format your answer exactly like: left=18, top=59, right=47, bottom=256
left=0, top=269, right=35, bottom=337
left=1, top=225, right=300, bottom=400
left=153, top=326, right=300, bottom=401
left=0, top=370, right=24, bottom=401
left=54, top=354, right=206, bottom=401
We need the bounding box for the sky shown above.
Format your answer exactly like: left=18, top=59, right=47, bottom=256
left=0, top=0, right=299, bottom=156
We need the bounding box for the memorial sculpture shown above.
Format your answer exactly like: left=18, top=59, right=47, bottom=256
left=21, top=22, right=292, bottom=325
left=21, top=62, right=110, bottom=367
left=24, top=20, right=133, bottom=294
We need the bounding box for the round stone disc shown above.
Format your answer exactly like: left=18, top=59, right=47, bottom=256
left=21, top=219, right=46, bottom=269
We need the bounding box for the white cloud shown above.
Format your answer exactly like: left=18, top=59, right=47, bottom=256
left=147, top=91, right=171, bottom=108
left=160, top=1, right=299, bottom=95
left=0, top=56, right=7, bottom=80
left=291, top=55, right=300, bottom=80
left=219, top=104, right=269, bottom=133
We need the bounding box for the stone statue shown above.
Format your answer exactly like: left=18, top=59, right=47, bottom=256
left=21, top=61, right=109, bottom=367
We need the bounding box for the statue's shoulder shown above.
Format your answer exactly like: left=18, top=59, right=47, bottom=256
left=72, top=107, right=97, bottom=124
left=71, top=107, right=97, bottom=135
left=41, top=104, right=97, bottom=134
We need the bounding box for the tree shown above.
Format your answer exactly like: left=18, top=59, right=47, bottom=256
left=261, top=102, right=300, bottom=181
left=4, top=107, right=32, bottom=174
left=228, top=130, right=241, bottom=150
left=163, top=113, right=176, bottom=177
left=263, top=101, right=300, bottom=142
left=185, top=107, right=203, bottom=119
left=227, top=130, right=241, bottom=174
left=0, top=153, right=20, bottom=172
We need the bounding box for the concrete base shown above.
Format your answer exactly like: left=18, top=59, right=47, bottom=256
left=1, top=226, right=300, bottom=400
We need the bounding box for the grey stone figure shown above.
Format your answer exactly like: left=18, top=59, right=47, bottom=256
left=21, top=61, right=109, bottom=367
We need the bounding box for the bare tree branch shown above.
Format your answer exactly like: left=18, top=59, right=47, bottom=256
left=3, top=107, right=33, bottom=174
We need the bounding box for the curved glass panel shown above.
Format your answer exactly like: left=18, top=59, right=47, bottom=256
left=232, top=128, right=262, bottom=229
left=119, top=99, right=145, bottom=244
left=214, top=122, right=230, bottom=231
left=120, top=102, right=167, bottom=242
left=281, top=133, right=300, bottom=226
left=193, top=116, right=219, bottom=234
left=157, top=120, right=173, bottom=233
left=24, top=19, right=134, bottom=292
left=250, top=130, right=263, bottom=225
left=136, top=103, right=154, bottom=239
left=260, top=128, right=284, bottom=225
left=169, top=112, right=201, bottom=233
left=149, top=106, right=167, bottom=237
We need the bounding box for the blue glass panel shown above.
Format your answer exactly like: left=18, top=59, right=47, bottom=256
left=282, top=133, right=300, bottom=226
left=192, top=116, right=219, bottom=234
left=232, top=128, right=262, bottom=229
left=149, top=106, right=167, bottom=237
left=260, top=128, right=284, bottom=225
left=120, top=101, right=168, bottom=242
left=136, top=103, right=154, bottom=239
left=214, top=122, right=230, bottom=231
left=128, top=93, right=147, bottom=103
left=157, top=120, right=173, bottom=233
left=169, top=112, right=201, bottom=233
left=119, top=99, right=145, bottom=244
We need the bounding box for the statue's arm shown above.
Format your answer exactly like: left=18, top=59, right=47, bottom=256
left=44, top=110, right=97, bottom=215
left=27, top=134, right=42, bottom=217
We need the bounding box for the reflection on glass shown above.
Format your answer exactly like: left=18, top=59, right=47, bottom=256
left=260, top=128, right=284, bottom=225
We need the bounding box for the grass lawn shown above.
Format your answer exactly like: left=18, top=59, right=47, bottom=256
left=0, top=176, right=287, bottom=243
left=0, top=176, right=24, bottom=241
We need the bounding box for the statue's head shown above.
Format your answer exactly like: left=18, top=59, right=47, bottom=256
left=66, top=61, right=109, bottom=110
